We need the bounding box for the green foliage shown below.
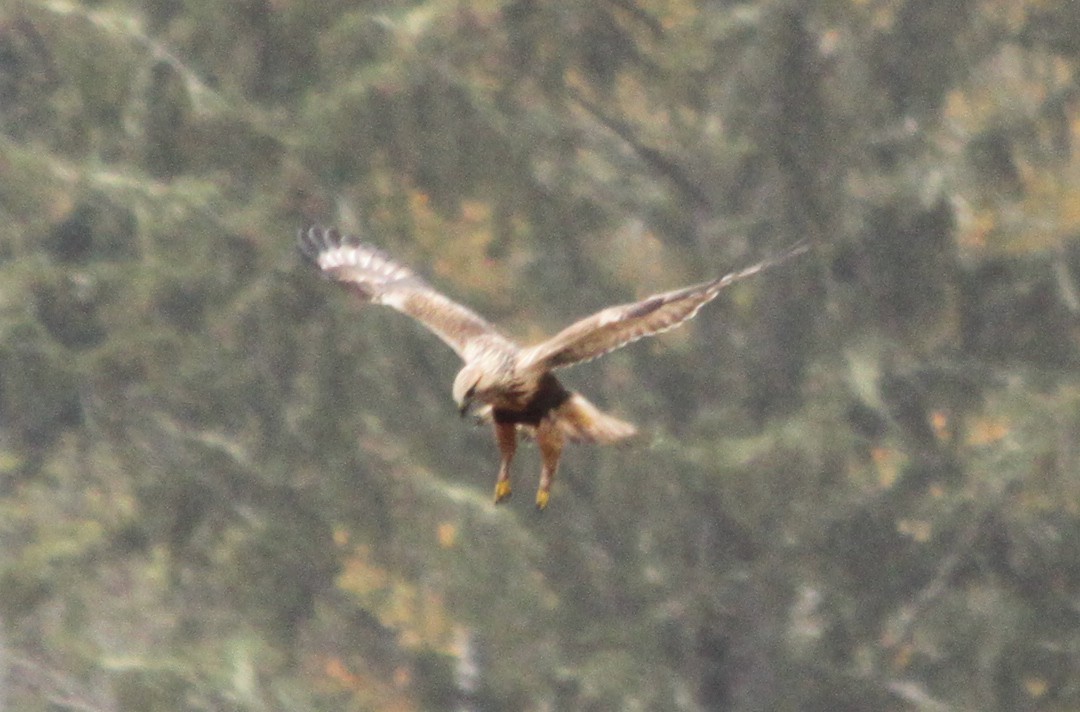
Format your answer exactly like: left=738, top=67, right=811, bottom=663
left=2, top=0, right=1080, bottom=710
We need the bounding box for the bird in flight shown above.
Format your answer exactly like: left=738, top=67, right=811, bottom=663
left=299, top=225, right=808, bottom=510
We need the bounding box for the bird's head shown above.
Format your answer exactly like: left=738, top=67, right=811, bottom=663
left=452, top=363, right=485, bottom=417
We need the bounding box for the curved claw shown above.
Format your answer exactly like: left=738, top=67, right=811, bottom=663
left=494, top=479, right=512, bottom=504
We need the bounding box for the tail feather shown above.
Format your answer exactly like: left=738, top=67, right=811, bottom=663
left=555, top=393, right=637, bottom=444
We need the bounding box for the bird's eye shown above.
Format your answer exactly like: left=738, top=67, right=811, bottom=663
left=465, top=384, right=477, bottom=398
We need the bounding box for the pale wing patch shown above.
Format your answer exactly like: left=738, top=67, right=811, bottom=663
left=299, top=225, right=510, bottom=361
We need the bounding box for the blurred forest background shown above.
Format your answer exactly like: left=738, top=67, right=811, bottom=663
left=2, top=0, right=1080, bottom=710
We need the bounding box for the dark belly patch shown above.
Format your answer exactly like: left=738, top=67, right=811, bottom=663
left=493, top=373, right=571, bottom=426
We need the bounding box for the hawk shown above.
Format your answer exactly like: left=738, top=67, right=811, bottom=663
left=299, top=225, right=808, bottom=510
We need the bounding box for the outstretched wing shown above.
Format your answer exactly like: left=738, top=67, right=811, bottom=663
left=299, top=225, right=504, bottom=361
left=517, top=240, right=811, bottom=372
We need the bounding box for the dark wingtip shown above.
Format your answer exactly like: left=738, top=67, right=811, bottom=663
left=780, top=238, right=813, bottom=262
left=296, top=224, right=320, bottom=262
left=297, top=224, right=343, bottom=263
left=747, top=237, right=814, bottom=276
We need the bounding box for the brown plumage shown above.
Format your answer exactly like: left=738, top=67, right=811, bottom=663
left=299, top=225, right=808, bottom=509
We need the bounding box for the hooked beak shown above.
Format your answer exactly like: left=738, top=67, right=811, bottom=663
left=457, top=394, right=473, bottom=418
left=458, top=397, right=485, bottom=421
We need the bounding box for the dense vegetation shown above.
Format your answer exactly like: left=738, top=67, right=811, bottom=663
left=2, top=1, right=1080, bottom=710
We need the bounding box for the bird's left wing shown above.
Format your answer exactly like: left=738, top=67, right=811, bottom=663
left=517, top=240, right=810, bottom=373
left=299, top=225, right=505, bottom=361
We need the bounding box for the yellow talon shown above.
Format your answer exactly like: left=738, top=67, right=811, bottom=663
left=535, top=490, right=550, bottom=511
left=494, top=479, right=512, bottom=503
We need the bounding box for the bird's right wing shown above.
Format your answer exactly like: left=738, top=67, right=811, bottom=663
left=299, top=225, right=506, bottom=361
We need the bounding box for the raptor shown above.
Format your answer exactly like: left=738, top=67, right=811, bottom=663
left=299, top=225, right=807, bottom=509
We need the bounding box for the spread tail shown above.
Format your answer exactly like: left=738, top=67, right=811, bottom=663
left=555, top=392, right=637, bottom=444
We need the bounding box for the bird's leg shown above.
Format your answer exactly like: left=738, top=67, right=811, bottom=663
left=493, top=421, right=516, bottom=504
left=535, top=419, right=564, bottom=511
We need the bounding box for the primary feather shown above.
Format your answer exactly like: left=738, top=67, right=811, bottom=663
left=298, top=225, right=508, bottom=360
